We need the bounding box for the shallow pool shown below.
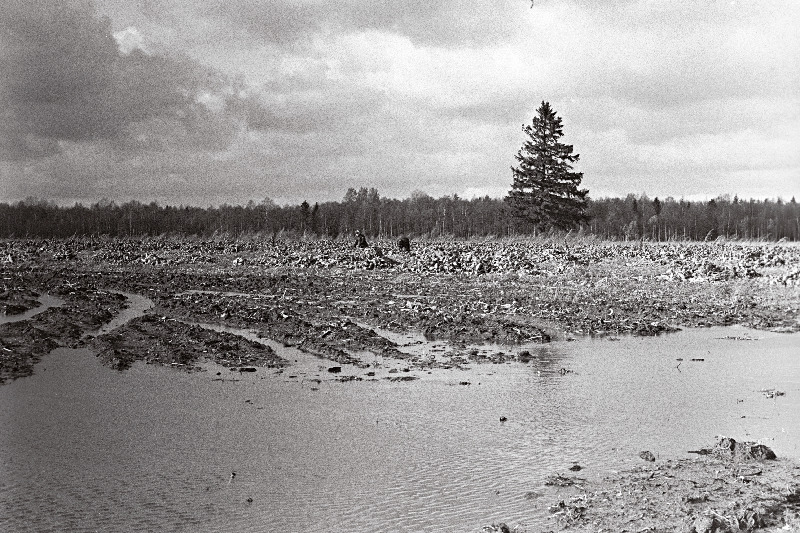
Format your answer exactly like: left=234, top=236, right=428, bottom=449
left=1, top=325, right=798, bottom=532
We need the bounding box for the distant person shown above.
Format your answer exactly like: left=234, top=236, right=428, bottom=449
left=397, top=235, right=411, bottom=253
left=354, top=230, right=368, bottom=248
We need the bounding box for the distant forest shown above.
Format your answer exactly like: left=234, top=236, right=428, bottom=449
left=2, top=187, right=799, bottom=241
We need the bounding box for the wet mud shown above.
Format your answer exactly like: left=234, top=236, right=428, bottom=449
left=0, top=288, right=41, bottom=316
left=87, top=313, right=285, bottom=371
left=534, top=438, right=800, bottom=533
left=0, top=286, right=125, bottom=383
left=1, top=238, right=799, bottom=383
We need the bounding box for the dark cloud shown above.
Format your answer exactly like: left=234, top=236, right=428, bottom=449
left=0, top=0, right=271, bottom=161
left=0, top=0, right=119, bottom=149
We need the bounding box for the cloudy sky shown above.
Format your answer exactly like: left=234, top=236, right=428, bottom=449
left=1, top=0, right=798, bottom=206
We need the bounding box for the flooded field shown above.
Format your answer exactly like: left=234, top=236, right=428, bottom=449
left=1, top=325, right=797, bottom=532
left=1, top=238, right=799, bottom=531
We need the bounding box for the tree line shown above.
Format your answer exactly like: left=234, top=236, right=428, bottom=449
left=3, top=102, right=796, bottom=241
left=1, top=191, right=798, bottom=241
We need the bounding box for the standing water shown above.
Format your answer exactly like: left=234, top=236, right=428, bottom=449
left=0, top=295, right=64, bottom=326
left=0, top=325, right=798, bottom=532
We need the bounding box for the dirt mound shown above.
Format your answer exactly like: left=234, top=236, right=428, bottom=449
left=544, top=438, right=800, bottom=532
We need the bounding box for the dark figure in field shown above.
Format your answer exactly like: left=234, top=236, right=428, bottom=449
left=354, top=230, right=368, bottom=248
left=397, top=236, right=411, bottom=253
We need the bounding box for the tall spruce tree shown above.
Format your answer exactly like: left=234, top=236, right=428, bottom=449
left=505, top=101, right=589, bottom=231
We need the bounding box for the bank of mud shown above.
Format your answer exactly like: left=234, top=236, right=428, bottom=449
left=485, top=438, right=800, bottom=533
left=88, top=314, right=286, bottom=372
left=0, top=286, right=126, bottom=383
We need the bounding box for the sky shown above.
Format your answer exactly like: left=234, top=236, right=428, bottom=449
left=0, top=0, right=798, bottom=207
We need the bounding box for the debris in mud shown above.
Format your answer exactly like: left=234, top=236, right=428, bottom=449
left=544, top=473, right=584, bottom=487
left=691, top=436, right=779, bottom=462
left=760, top=388, right=785, bottom=399
left=385, top=375, right=418, bottom=382
left=548, top=496, right=587, bottom=524
left=536, top=437, right=798, bottom=532
left=717, top=334, right=759, bottom=341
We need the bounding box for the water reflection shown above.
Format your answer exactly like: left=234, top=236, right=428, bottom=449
left=0, top=326, right=797, bottom=532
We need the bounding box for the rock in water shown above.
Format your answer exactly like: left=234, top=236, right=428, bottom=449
left=747, top=443, right=777, bottom=460
left=714, top=436, right=776, bottom=461
left=639, top=450, right=656, bottom=462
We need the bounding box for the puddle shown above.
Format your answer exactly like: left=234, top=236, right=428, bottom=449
left=0, top=326, right=798, bottom=533
left=0, top=294, right=64, bottom=325
left=84, top=292, right=154, bottom=338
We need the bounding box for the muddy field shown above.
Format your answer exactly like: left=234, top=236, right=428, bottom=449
left=2, top=238, right=798, bottom=380
left=2, top=237, right=800, bottom=530
left=485, top=437, right=800, bottom=533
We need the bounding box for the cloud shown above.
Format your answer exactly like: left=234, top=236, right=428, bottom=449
left=113, top=26, right=149, bottom=54
left=3, top=0, right=798, bottom=205
left=0, top=0, right=271, bottom=162
left=0, top=1, right=118, bottom=156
